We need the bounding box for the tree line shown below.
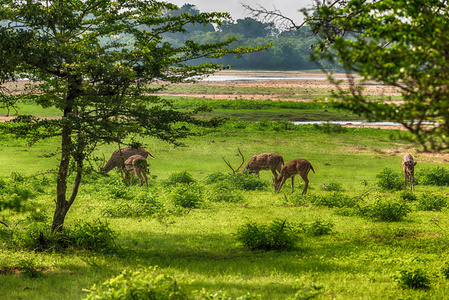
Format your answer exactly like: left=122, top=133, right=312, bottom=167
left=160, top=4, right=323, bottom=70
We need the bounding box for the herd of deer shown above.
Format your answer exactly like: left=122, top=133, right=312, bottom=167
left=100, top=146, right=418, bottom=193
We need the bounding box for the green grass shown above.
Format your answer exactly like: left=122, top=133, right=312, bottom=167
left=1, top=98, right=449, bottom=299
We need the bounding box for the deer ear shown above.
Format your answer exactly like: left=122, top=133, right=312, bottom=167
left=414, top=162, right=417, bottom=166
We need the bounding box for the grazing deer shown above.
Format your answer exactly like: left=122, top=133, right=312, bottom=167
left=241, top=153, right=284, bottom=177
left=124, top=155, right=148, bottom=187
left=273, top=159, right=315, bottom=194
left=402, top=154, right=417, bottom=191
left=102, top=147, right=154, bottom=173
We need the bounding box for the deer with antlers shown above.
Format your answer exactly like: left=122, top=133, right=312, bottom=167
left=101, top=146, right=154, bottom=173
left=402, top=154, right=417, bottom=191
left=223, top=148, right=284, bottom=177
left=273, top=158, right=315, bottom=194
left=123, top=155, right=148, bottom=187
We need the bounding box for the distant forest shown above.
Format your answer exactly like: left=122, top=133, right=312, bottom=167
left=162, top=4, right=327, bottom=71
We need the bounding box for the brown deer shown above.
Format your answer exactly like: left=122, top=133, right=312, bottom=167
left=241, top=153, right=284, bottom=177
left=102, top=147, right=154, bottom=173
left=273, top=159, right=315, bottom=194
left=124, top=155, right=148, bottom=187
left=402, top=154, right=417, bottom=191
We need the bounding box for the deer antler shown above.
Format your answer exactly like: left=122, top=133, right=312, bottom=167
left=223, top=147, right=245, bottom=174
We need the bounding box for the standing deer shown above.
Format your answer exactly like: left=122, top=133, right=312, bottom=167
left=102, top=147, right=154, bottom=173
left=241, top=153, right=284, bottom=177
left=124, top=155, right=148, bottom=187
left=402, top=154, right=417, bottom=191
left=273, top=159, right=315, bottom=194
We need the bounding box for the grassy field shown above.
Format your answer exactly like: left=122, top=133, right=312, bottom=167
left=1, top=81, right=449, bottom=299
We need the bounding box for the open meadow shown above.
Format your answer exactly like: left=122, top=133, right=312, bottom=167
left=1, top=71, right=449, bottom=299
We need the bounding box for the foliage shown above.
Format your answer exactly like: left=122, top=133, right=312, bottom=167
left=323, top=182, right=344, bottom=192
left=171, top=184, right=203, bottom=209
left=304, top=0, right=449, bottom=151
left=235, top=219, right=300, bottom=251
left=83, top=267, right=190, bottom=300
left=398, top=190, right=417, bottom=202
left=441, top=263, right=449, bottom=280
left=69, top=219, right=117, bottom=253
left=359, top=197, right=410, bottom=222
left=304, top=219, right=334, bottom=237
left=167, top=171, right=196, bottom=185
left=393, top=269, right=431, bottom=290
left=204, top=172, right=268, bottom=191
left=17, top=258, right=43, bottom=278
left=416, top=194, right=447, bottom=212
left=376, top=168, right=403, bottom=191
left=418, top=167, right=449, bottom=186
left=205, top=184, right=244, bottom=203
left=307, top=192, right=358, bottom=209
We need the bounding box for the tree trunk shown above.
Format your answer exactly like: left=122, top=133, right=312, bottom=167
left=51, top=75, right=82, bottom=233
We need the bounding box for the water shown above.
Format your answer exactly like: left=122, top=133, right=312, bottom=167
left=292, top=121, right=403, bottom=126
left=201, top=75, right=332, bottom=82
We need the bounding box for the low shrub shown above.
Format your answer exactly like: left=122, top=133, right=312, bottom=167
left=167, top=171, right=196, bottom=185
left=416, top=194, right=447, bottom=211
left=323, top=182, right=344, bottom=192
left=418, top=166, right=449, bottom=186
left=69, top=219, right=117, bottom=253
left=441, top=263, right=449, bottom=280
left=102, top=190, right=163, bottom=218
left=83, top=267, right=190, bottom=300
left=305, top=219, right=334, bottom=236
left=376, top=168, right=403, bottom=191
left=205, top=184, right=244, bottom=203
left=358, top=197, right=410, bottom=222
left=171, top=184, right=203, bottom=208
left=398, top=190, right=417, bottom=202
left=393, top=269, right=431, bottom=290
left=236, top=219, right=300, bottom=251
left=203, top=172, right=268, bottom=191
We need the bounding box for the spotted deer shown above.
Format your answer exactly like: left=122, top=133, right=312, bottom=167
left=273, top=159, right=315, bottom=194
left=241, top=153, right=284, bottom=177
left=124, top=155, right=148, bottom=187
left=102, top=147, right=154, bottom=173
left=402, top=154, right=417, bottom=191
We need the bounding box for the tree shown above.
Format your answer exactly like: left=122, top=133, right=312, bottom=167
left=247, top=0, right=449, bottom=151
left=0, top=0, right=267, bottom=233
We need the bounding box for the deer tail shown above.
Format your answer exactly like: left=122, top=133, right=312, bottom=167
left=309, top=162, right=315, bottom=173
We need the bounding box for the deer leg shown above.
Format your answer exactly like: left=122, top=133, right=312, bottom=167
left=135, top=168, right=143, bottom=187
left=142, top=170, right=148, bottom=188
left=403, top=173, right=407, bottom=190
left=270, top=168, right=278, bottom=178
left=410, top=174, right=414, bottom=192
left=300, top=173, right=309, bottom=195
left=291, top=176, right=295, bottom=193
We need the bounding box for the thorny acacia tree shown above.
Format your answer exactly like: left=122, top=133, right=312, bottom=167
left=247, top=0, right=449, bottom=151
left=0, top=0, right=266, bottom=233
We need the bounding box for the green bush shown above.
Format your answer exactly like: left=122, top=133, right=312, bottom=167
left=418, top=166, right=449, bottom=186
left=441, top=263, right=449, bottom=280
left=203, top=172, right=268, bottom=191
left=398, top=190, right=417, bottom=202
left=305, top=220, right=334, bottom=236
left=416, top=194, right=447, bottom=211
left=167, top=171, right=196, bottom=185
left=393, top=269, right=431, bottom=290
left=236, top=219, right=300, bottom=251
left=102, top=190, right=163, bottom=218
left=69, top=219, right=117, bottom=253
left=205, top=184, right=244, bottom=203
left=171, top=184, right=203, bottom=208
left=323, top=182, right=344, bottom=192
left=376, top=168, right=403, bottom=191
left=359, top=197, right=410, bottom=222
left=83, top=267, right=190, bottom=300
